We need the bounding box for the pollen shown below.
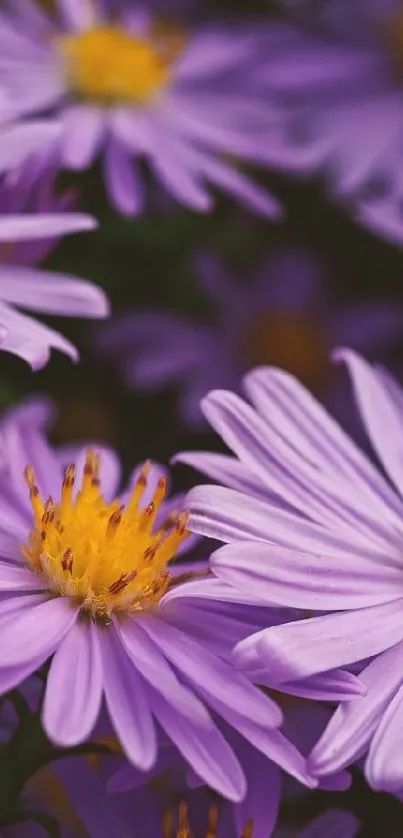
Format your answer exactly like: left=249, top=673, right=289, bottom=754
left=163, top=801, right=254, bottom=838
left=22, top=451, right=189, bottom=620
left=58, top=24, right=185, bottom=105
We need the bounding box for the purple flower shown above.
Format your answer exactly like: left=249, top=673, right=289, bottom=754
left=0, top=400, right=315, bottom=801
left=19, top=751, right=360, bottom=838
left=261, top=1, right=403, bottom=243
left=97, top=250, right=403, bottom=429
left=0, top=163, right=108, bottom=368
left=0, top=0, right=281, bottom=217
left=183, top=350, right=403, bottom=793
left=110, top=685, right=352, bottom=838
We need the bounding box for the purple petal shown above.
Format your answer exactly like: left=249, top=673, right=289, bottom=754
left=0, top=122, right=61, bottom=175
left=43, top=620, right=103, bottom=746
left=366, top=684, right=403, bottom=792
left=202, top=386, right=400, bottom=545
left=0, top=596, right=78, bottom=667
left=0, top=213, right=96, bottom=241
left=0, top=303, right=79, bottom=369
left=139, top=613, right=282, bottom=728
left=187, top=485, right=392, bottom=564
left=147, top=686, right=246, bottom=802
left=61, top=105, right=104, bottom=169
left=173, top=451, right=274, bottom=505
left=233, top=599, right=403, bottom=682
left=310, top=643, right=403, bottom=777
left=243, top=365, right=403, bottom=525
left=0, top=563, right=45, bottom=592
left=103, top=139, right=144, bottom=215
left=101, top=624, right=156, bottom=770
left=335, top=350, right=403, bottom=498
left=212, top=541, right=402, bottom=610
left=114, top=618, right=211, bottom=726
left=234, top=749, right=281, bottom=838
left=0, top=266, right=109, bottom=318
left=58, top=0, right=98, bottom=31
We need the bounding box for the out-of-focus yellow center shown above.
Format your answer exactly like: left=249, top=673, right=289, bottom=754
left=383, top=6, right=403, bottom=74
left=58, top=25, right=184, bottom=105
left=163, top=801, right=254, bottom=838
left=22, top=450, right=189, bottom=620
left=242, top=312, right=329, bottom=393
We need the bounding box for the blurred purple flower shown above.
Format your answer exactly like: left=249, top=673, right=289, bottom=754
left=21, top=750, right=359, bottom=838
left=261, top=1, right=403, bottom=243
left=0, top=0, right=281, bottom=217
left=110, top=682, right=353, bottom=838
left=183, top=350, right=403, bottom=794
left=97, top=250, right=403, bottom=429
left=0, top=162, right=108, bottom=369
left=0, top=400, right=316, bottom=801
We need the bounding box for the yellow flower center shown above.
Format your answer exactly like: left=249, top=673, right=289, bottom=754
left=163, top=801, right=254, bottom=838
left=58, top=24, right=185, bottom=105
left=22, top=450, right=189, bottom=620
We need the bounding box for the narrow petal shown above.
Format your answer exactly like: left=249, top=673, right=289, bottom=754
left=234, top=751, right=281, bottom=838
left=187, top=485, right=391, bottom=564
left=243, top=365, right=403, bottom=527
left=216, top=701, right=316, bottom=787
left=139, top=614, right=282, bottom=728
left=366, top=685, right=403, bottom=792
left=336, top=350, right=403, bottom=498
left=114, top=618, right=211, bottom=726
left=0, top=597, right=78, bottom=667
left=148, top=686, right=246, bottom=802
left=0, top=563, right=45, bottom=592
left=212, top=541, right=401, bottom=610
left=43, top=621, right=103, bottom=746
left=310, top=643, right=403, bottom=777
left=0, top=122, right=61, bottom=175
left=201, top=388, right=401, bottom=546
left=0, top=214, right=96, bottom=241
left=101, top=625, right=156, bottom=770
left=233, top=600, right=403, bottom=682
left=0, top=266, right=109, bottom=318
left=58, top=0, right=98, bottom=31
left=0, top=654, right=47, bottom=695
left=61, top=105, right=104, bottom=169
left=173, top=451, right=274, bottom=504
left=103, top=139, right=144, bottom=215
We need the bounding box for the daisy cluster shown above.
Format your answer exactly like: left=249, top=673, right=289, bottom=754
left=0, top=0, right=402, bottom=836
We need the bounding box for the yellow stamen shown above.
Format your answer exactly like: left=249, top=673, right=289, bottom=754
left=22, top=450, right=189, bottom=620
left=162, top=801, right=254, bottom=838
left=58, top=24, right=185, bottom=105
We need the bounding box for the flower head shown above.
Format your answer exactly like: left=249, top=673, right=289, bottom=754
left=98, top=250, right=403, bottom=429
left=0, top=400, right=313, bottom=801
left=262, top=1, right=403, bottom=243
left=0, top=0, right=280, bottom=216
left=22, top=451, right=188, bottom=619
left=183, top=350, right=403, bottom=793
left=0, top=162, right=108, bottom=368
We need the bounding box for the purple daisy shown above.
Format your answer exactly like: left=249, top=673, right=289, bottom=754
left=0, top=163, right=108, bottom=368
left=18, top=751, right=360, bottom=838
left=261, top=1, right=403, bottom=243
left=97, top=250, right=403, bottom=429
left=0, top=0, right=281, bottom=217
left=110, top=684, right=352, bottom=838
left=0, top=400, right=316, bottom=802
left=183, top=350, right=403, bottom=793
